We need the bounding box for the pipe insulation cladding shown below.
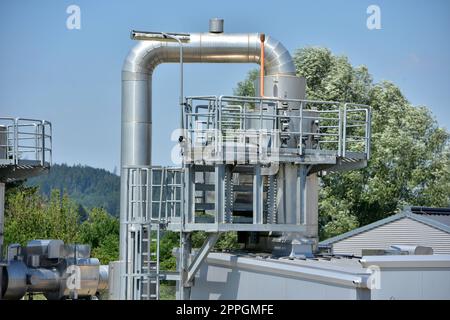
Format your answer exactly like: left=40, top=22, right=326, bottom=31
left=120, top=32, right=297, bottom=260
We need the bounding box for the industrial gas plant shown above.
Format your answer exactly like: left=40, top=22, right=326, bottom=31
left=1, top=19, right=450, bottom=300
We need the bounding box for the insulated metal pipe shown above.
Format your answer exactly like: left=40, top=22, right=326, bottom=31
left=120, top=31, right=296, bottom=261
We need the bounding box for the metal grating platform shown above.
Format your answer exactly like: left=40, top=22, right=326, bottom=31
left=182, top=96, right=371, bottom=168
left=0, top=118, right=52, bottom=183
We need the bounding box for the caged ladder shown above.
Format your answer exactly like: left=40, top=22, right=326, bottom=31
left=123, top=166, right=182, bottom=300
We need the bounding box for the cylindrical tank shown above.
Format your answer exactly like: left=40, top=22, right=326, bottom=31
left=27, top=268, right=60, bottom=292
left=254, top=74, right=306, bottom=148
left=254, top=75, right=318, bottom=241
left=98, top=265, right=109, bottom=291
left=2, top=261, right=28, bottom=300
left=209, top=18, right=224, bottom=33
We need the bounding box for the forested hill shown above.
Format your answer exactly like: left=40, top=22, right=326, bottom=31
left=27, top=163, right=120, bottom=217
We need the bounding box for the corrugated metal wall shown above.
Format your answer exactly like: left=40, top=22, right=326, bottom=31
left=332, top=217, right=450, bottom=255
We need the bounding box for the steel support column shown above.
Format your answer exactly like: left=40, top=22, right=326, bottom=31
left=179, top=232, right=192, bottom=300
left=253, top=166, right=264, bottom=224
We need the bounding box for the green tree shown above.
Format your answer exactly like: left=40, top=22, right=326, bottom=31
left=4, top=185, right=80, bottom=246
left=233, top=69, right=258, bottom=96
left=46, top=190, right=80, bottom=243
left=90, top=233, right=119, bottom=265
left=4, top=185, right=47, bottom=246
left=234, top=47, right=450, bottom=239
left=78, top=207, right=119, bottom=264
left=157, top=231, right=179, bottom=271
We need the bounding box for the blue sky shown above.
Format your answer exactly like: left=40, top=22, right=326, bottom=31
left=1, top=0, right=449, bottom=172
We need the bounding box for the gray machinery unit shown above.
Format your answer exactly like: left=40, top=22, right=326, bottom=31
left=0, top=118, right=108, bottom=300
left=117, top=19, right=371, bottom=300
left=2, top=240, right=108, bottom=300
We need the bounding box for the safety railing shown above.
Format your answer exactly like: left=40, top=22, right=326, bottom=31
left=342, top=103, right=372, bottom=159
left=124, top=166, right=183, bottom=227
left=0, top=117, right=52, bottom=166
left=183, top=96, right=370, bottom=163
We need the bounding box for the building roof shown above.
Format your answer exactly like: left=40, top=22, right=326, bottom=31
left=319, top=206, right=450, bottom=247
left=410, top=206, right=450, bottom=227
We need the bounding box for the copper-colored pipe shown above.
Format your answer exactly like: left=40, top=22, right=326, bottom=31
left=260, top=33, right=265, bottom=97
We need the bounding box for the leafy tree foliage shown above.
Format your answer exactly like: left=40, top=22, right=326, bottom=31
left=4, top=185, right=79, bottom=245
left=78, top=207, right=120, bottom=264
left=233, top=69, right=259, bottom=96
left=234, top=47, right=450, bottom=239
left=158, top=231, right=179, bottom=271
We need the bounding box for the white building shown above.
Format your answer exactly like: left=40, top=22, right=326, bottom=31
left=319, top=207, right=450, bottom=256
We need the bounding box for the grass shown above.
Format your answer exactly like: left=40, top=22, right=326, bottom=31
left=160, top=282, right=176, bottom=300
